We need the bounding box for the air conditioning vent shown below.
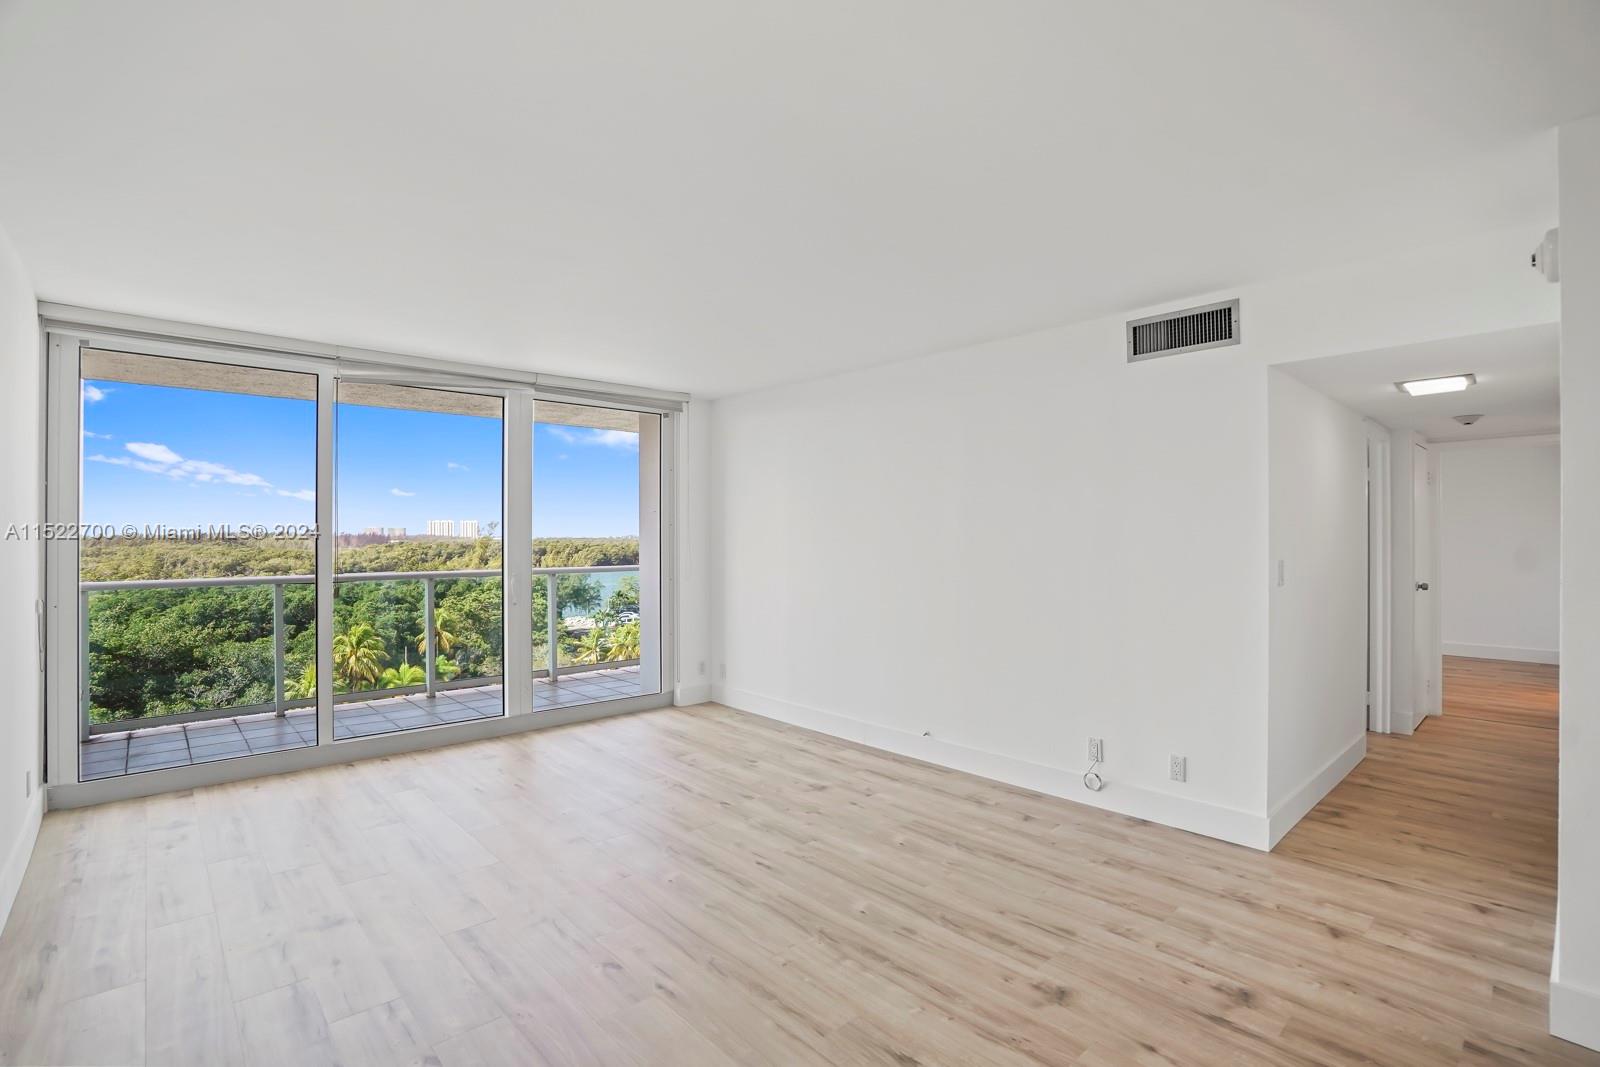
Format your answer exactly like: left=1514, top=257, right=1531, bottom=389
left=1126, top=299, right=1240, bottom=362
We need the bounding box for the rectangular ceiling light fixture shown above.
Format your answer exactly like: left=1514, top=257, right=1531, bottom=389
left=1396, top=373, right=1476, bottom=396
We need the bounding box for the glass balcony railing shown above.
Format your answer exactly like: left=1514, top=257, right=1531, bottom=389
left=78, top=564, right=637, bottom=739
left=531, top=566, right=641, bottom=679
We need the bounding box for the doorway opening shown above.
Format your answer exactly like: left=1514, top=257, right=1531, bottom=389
left=1280, top=321, right=1560, bottom=738
left=1268, top=319, right=1564, bottom=1050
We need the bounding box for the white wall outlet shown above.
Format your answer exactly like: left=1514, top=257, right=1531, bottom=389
left=24, top=770, right=31, bottom=796
left=1170, top=755, right=1187, bottom=782
left=1276, top=560, right=1286, bottom=587
left=1088, top=738, right=1104, bottom=763
left=698, top=660, right=706, bottom=676
left=719, top=663, right=727, bottom=680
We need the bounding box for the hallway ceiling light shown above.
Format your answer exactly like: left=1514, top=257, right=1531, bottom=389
left=1397, top=373, right=1476, bottom=396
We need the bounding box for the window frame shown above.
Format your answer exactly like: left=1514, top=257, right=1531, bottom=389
left=43, top=323, right=677, bottom=803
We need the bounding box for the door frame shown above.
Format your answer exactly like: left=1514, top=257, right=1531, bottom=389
left=328, top=370, right=531, bottom=725
left=43, top=319, right=678, bottom=807
left=46, top=329, right=341, bottom=788
left=1365, top=422, right=1393, bottom=733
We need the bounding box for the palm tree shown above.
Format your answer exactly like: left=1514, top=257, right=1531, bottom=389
left=333, top=622, right=387, bottom=689
left=604, top=622, right=640, bottom=661
left=285, top=662, right=316, bottom=699
left=379, top=660, right=426, bottom=689
left=569, top=625, right=608, bottom=665
left=416, top=609, right=458, bottom=656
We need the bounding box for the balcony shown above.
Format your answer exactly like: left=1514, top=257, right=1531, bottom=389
left=77, top=564, right=647, bottom=781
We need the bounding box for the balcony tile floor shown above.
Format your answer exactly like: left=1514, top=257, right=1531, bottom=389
left=79, top=665, right=644, bottom=781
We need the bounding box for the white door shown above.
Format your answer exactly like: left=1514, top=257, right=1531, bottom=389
left=1412, top=442, right=1436, bottom=717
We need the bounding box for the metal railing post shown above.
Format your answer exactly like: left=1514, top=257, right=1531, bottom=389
left=79, top=589, right=91, bottom=741
left=545, top=572, right=560, bottom=682
left=272, top=582, right=286, bottom=716
left=423, top=576, right=437, bottom=698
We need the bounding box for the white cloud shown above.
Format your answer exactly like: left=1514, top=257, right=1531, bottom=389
left=87, top=454, right=185, bottom=477
left=82, top=384, right=109, bottom=403
left=82, top=429, right=112, bottom=440
left=91, top=441, right=277, bottom=492
left=179, top=458, right=270, bottom=487
left=547, top=426, right=639, bottom=451
left=126, top=441, right=182, bottom=464
left=276, top=488, right=315, bottom=501
left=591, top=429, right=639, bottom=450
left=390, top=487, right=415, bottom=497
left=446, top=461, right=469, bottom=471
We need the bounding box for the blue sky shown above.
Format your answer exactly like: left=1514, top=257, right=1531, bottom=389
left=532, top=423, right=640, bottom=537
left=81, top=379, right=641, bottom=537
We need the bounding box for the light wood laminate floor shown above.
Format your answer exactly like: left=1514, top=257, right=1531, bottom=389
left=1439, top=654, right=1559, bottom=731
left=1, top=659, right=1589, bottom=1065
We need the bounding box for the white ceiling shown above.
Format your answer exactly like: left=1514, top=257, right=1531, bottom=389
left=1, top=1, right=1598, bottom=397
left=1279, top=323, right=1559, bottom=442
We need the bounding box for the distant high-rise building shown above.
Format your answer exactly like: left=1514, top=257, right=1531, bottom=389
left=427, top=519, right=455, bottom=537
left=362, top=526, right=382, bottom=536
left=385, top=527, right=406, bottom=539
left=459, top=519, right=480, bottom=539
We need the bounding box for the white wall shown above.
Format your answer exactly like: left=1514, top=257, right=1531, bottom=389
left=1439, top=438, right=1560, bottom=664
left=1554, top=113, right=1600, bottom=1053
left=1266, top=371, right=1368, bottom=846
left=711, top=316, right=1274, bottom=846
left=0, top=220, right=42, bottom=931
left=709, top=224, right=1555, bottom=851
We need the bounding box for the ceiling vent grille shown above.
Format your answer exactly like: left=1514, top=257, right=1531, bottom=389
left=1126, top=299, right=1240, bottom=362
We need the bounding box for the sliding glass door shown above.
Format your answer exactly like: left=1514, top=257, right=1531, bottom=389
left=333, top=382, right=506, bottom=736
left=47, top=329, right=674, bottom=790
left=530, top=400, right=662, bottom=710
left=72, top=348, right=321, bottom=780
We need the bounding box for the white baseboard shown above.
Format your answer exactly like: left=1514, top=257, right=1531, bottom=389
left=675, top=682, right=712, bottom=707
left=1442, top=642, right=1559, bottom=665
left=1551, top=974, right=1600, bottom=1052
left=713, top=684, right=1271, bottom=850
left=0, top=785, right=45, bottom=934
left=1266, top=734, right=1366, bottom=849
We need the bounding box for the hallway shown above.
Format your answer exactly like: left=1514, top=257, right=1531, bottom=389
left=1277, top=655, right=1573, bottom=1062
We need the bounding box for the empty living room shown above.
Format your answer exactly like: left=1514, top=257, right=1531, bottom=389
left=3, top=2, right=1600, bottom=1064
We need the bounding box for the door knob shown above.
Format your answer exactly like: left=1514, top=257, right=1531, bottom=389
left=1416, top=581, right=1430, bottom=591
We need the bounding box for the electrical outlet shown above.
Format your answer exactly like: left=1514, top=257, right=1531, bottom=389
left=719, top=663, right=727, bottom=680
left=1087, top=738, right=1104, bottom=764
left=698, top=660, right=706, bottom=676
left=24, top=770, right=31, bottom=797
left=1170, top=755, right=1187, bottom=782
